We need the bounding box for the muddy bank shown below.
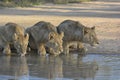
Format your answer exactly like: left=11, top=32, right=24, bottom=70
left=86, top=22, right=120, bottom=54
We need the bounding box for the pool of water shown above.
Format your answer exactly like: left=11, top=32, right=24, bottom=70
left=0, top=52, right=120, bottom=80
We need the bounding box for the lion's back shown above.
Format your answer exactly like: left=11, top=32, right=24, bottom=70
left=26, top=21, right=58, bottom=49
left=31, top=21, right=57, bottom=41
left=0, top=23, right=24, bottom=42
left=58, top=20, right=84, bottom=42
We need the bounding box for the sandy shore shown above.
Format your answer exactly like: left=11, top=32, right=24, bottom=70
left=0, top=1, right=120, bottom=54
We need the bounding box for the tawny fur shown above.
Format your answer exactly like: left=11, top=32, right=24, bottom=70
left=0, top=22, right=29, bottom=56
left=57, top=20, right=99, bottom=55
left=26, top=21, right=64, bottom=56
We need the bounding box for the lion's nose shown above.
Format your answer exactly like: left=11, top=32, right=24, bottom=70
left=20, top=52, right=26, bottom=56
left=61, top=49, right=63, bottom=52
left=60, top=47, right=63, bottom=52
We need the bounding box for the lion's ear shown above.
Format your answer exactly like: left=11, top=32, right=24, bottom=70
left=91, top=26, right=95, bottom=30
left=13, top=33, right=18, bottom=41
left=24, top=33, right=29, bottom=40
left=60, top=31, right=64, bottom=38
left=49, top=32, right=55, bottom=40
left=84, top=29, right=89, bottom=35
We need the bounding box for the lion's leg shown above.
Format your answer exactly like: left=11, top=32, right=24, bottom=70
left=27, top=47, right=31, bottom=52
left=28, top=36, right=35, bottom=52
left=3, top=44, right=11, bottom=55
left=37, top=44, right=46, bottom=56
left=77, top=42, right=84, bottom=48
left=63, top=42, right=69, bottom=55
left=77, top=42, right=87, bottom=55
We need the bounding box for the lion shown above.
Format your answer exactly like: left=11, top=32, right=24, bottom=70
left=26, top=21, right=64, bottom=56
left=57, top=20, right=99, bottom=55
left=0, top=22, right=29, bottom=56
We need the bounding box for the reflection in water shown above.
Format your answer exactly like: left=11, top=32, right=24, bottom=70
left=27, top=53, right=98, bottom=80
left=27, top=55, right=63, bottom=79
left=61, top=54, right=98, bottom=80
left=0, top=56, right=29, bottom=80
left=0, top=52, right=99, bottom=80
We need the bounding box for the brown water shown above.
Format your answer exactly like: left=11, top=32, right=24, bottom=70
left=0, top=52, right=120, bottom=80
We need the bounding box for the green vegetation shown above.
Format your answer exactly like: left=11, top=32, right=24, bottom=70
left=0, top=0, right=94, bottom=7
